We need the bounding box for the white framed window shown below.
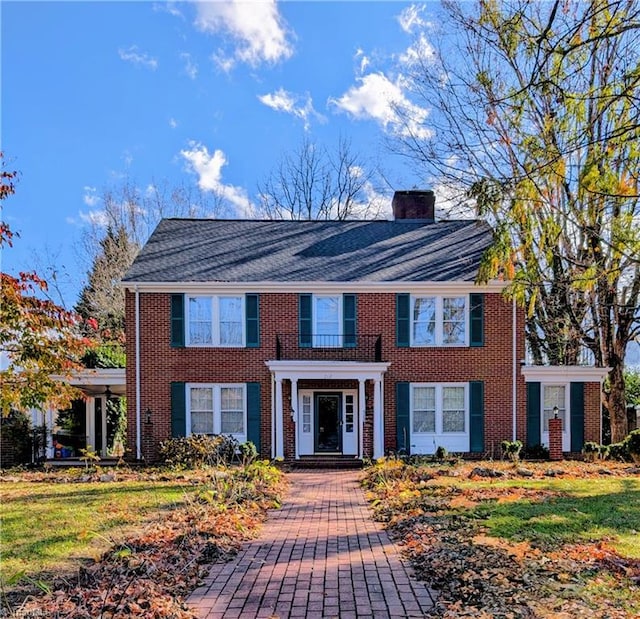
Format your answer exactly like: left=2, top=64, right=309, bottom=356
left=186, top=296, right=244, bottom=347
left=411, top=296, right=467, bottom=346
left=313, top=295, right=342, bottom=347
left=411, top=384, right=468, bottom=435
left=186, top=384, right=247, bottom=440
left=542, top=385, right=567, bottom=432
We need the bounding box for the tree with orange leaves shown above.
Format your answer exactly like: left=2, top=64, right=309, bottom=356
left=0, top=155, right=90, bottom=415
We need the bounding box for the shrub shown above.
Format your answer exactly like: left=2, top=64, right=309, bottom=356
left=501, top=440, right=523, bottom=462
left=524, top=444, right=550, bottom=460
left=608, top=441, right=630, bottom=462
left=434, top=445, right=448, bottom=461
left=238, top=441, right=258, bottom=465
left=582, top=441, right=601, bottom=462
left=81, top=344, right=126, bottom=369
left=158, top=434, right=239, bottom=468
left=625, top=429, right=640, bottom=463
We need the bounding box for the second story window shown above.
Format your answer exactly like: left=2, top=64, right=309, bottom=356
left=187, top=295, right=244, bottom=346
left=314, top=295, right=341, bottom=347
left=411, top=295, right=467, bottom=346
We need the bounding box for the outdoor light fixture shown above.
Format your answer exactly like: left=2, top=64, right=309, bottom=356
left=553, top=406, right=559, bottom=419
left=145, top=408, right=153, bottom=424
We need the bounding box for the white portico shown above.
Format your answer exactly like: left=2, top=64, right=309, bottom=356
left=265, top=360, right=390, bottom=461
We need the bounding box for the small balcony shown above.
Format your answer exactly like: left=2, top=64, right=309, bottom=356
left=275, top=334, right=383, bottom=362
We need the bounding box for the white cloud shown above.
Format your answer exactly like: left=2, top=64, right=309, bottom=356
left=258, top=88, right=324, bottom=130
left=397, top=4, right=431, bottom=34
left=118, top=45, right=158, bottom=71
left=193, top=0, right=293, bottom=69
left=153, top=2, right=183, bottom=19
left=398, top=32, right=435, bottom=68
left=78, top=209, right=110, bottom=227
left=169, top=117, right=178, bottom=129
left=83, top=186, right=100, bottom=207
left=180, top=52, right=198, bottom=79
left=330, top=72, right=432, bottom=140
left=355, top=48, right=370, bottom=74
left=180, top=141, right=255, bottom=217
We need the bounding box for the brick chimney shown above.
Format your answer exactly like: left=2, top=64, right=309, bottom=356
left=392, top=190, right=435, bottom=222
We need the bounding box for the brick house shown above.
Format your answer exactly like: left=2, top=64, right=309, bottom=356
left=121, top=190, right=606, bottom=463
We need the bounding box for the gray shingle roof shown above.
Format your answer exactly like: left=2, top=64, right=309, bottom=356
left=122, top=218, right=494, bottom=283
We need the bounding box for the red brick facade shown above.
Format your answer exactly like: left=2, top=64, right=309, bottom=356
left=125, top=289, right=602, bottom=462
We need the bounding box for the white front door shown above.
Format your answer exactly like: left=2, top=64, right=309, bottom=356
left=297, top=390, right=358, bottom=456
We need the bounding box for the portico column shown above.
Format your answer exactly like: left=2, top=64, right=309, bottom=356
left=373, top=376, right=384, bottom=459
left=274, top=378, right=284, bottom=459
left=358, top=378, right=366, bottom=459
left=290, top=379, right=298, bottom=459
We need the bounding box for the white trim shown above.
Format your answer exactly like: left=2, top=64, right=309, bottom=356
left=123, top=280, right=506, bottom=295
left=135, top=285, right=141, bottom=460
left=265, top=360, right=391, bottom=381
left=58, top=368, right=126, bottom=391
left=522, top=366, right=609, bottom=382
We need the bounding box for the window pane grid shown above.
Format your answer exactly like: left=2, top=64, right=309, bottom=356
left=187, top=296, right=243, bottom=346
left=412, top=386, right=436, bottom=433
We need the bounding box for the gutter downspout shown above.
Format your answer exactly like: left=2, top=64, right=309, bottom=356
left=512, top=297, right=517, bottom=442
left=135, top=286, right=142, bottom=460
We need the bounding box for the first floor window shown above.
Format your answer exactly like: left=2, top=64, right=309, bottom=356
left=543, top=385, right=566, bottom=432
left=187, top=384, right=246, bottom=438
left=411, top=384, right=467, bottom=434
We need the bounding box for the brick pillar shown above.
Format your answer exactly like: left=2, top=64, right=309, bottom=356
left=142, top=420, right=155, bottom=463
left=549, top=417, right=563, bottom=461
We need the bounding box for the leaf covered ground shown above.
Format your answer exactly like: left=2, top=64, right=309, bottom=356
left=1, top=462, right=286, bottom=618
left=362, top=459, right=640, bottom=619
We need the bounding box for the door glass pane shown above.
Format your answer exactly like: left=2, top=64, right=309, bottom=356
left=302, top=395, right=312, bottom=433
left=413, top=297, right=436, bottom=345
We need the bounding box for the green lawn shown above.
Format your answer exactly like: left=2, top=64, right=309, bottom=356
left=470, top=477, right=640, bottom=558
left=0, top=477, right=198, bottom=580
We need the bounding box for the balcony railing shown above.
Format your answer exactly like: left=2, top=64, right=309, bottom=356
left=275, top=334, right=383, bottom=362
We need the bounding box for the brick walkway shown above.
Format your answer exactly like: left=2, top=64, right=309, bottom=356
left=188, top=470, right=436, bottom=619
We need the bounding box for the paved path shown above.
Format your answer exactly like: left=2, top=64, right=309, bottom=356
left=188, top=470, right=436, bottom=619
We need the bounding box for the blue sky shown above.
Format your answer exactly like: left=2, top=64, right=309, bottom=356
left=2, top=0, right=441, bottom=306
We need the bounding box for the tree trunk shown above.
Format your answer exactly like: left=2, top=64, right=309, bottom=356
left=606, top=363, right=628, bottom=444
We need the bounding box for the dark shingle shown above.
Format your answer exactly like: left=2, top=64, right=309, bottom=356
left=122, top=218, right=494, bottom=283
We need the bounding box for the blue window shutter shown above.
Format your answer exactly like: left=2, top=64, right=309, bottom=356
left=570, top=382, right=585, bottom=452
left=343, top=294, right=357, bottom=348
left=396, top=294, right=410, bottom=347
left=470, top=293, right=484, bottom=347
left=170, top=294, right=185, bottom=348
left=171, top=382, right=186, bottom=438
left=245, top=294, right=260, bottom=348
left=246, top=382, right=261, bottom=453
left=299, top=294, right=312, bottom=348
left=396, top=382, right=410, bottom=455
left=526, top=382, right=541, bottom=448
left=469, top=381, right=484, bottom=453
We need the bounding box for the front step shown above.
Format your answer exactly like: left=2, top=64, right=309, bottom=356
left=293, top=455, right=364, bottom=470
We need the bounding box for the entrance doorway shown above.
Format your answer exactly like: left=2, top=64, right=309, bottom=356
left=314, top=393, right=341, bottom=452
